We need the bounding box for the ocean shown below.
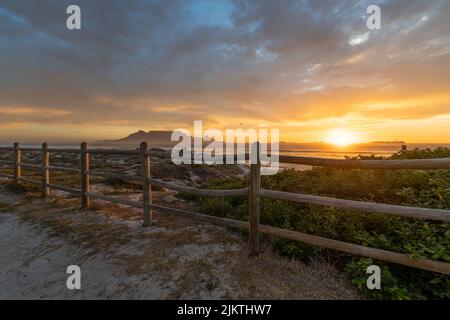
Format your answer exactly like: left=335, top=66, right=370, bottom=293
left=278, top=143, right=450, bottom=159
left=2, top=142, right=449, bottom=159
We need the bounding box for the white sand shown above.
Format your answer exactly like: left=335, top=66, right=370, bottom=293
left=0, top=212, right=165, bottom=299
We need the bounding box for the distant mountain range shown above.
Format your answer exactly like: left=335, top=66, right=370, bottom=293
left=97, top=130, right=181, bottom=147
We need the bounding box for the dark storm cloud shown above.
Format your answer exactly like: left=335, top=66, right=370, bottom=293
left=0, top=0, right=449, bottom=131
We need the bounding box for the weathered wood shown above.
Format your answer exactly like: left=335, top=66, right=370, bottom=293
left=49, top=148, right=144, bottom=156
left=47, top=183, right=82, bottom=195
left=48, top=165, right=80, bottom=173
left=48, top=148, right=80, bottom=154
left=86, top=191, right=143, bottom=208
left=150, top=204, right=249, bottom=230
left=259, top=189, right=450, bottom=222
left=0, top=160, right=12, bottom=165
left=41, top=143, right=50, bottom=197
left=150, top=178, right=248, bottom=197
left=20, top=163, right=41, bottom=169
left=149, top=151, right=450, bottom=169
left=88, top=170, right=142, bottom=182
left=36, top=146, right=450, bottom=170
left=141, top=142, right=152, bottom=226
left=257, top=224, right=450, bottom=275
left=18, top=176, right=40, bottom=184
left=248, top=142, right=261, bottom=256
left=13, top=143, right=20, bottom=185
left=81, top=142, right=90, bottom=209
left=20, top=148, right=41, bottom=152
left=149, top=203, right=450, bottom=275
left=147, top=150, right=171, bottom=158
left=0, top=173, right=14, bottom=179
left=9, top=145, right=450, bottom=169
left=279, top=155, right=450, bottom=169
left=89, top=149, right=141, bottom=156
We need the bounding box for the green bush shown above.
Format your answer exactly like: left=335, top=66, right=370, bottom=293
left=189, top=147, right=450, bottom=300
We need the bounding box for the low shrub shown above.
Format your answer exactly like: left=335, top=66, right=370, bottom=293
left=189, top=147, right=450, bottom=299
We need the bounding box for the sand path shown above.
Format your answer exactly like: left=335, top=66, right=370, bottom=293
left=0, top=186, right=359, bottom=299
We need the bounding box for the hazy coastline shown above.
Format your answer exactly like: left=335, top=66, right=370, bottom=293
left=2, top=141, right=450, bottom=159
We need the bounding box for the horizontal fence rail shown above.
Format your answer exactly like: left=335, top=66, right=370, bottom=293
left=0, top=141, right=449, bottom=276
left=87, top=170, right=142, bottom=182
left=0, top=173, right=14, bottom=179
left=48, top=165, right=81, bottom=173
left=279, top=155, right=450, bottom=169
left=3, top=145, right=450, bottom=169
left=20, top=163, right=41, bottom=169
left=47, top=183, right=81, bottom=195
left=47, top=148, right=80, bottom=154
left=86, top=192, right=143, bottom=208
left=150, top=179, right=249, bottom=197
left=257, top=224, right=450, bottom=275
left=17, top=176, right=40, bottom=184
left=259, top=189, right=450, bottom=222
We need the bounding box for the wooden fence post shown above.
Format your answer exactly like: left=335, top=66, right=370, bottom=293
left=41, top=143, right=50, bottom=197
left=248, top=141, right=261, bottom=256
left=81, top=142, right=90, bottom=209
left=140, top=141, right=152, bottom=227
left=13, top=142, right=21, bottom=185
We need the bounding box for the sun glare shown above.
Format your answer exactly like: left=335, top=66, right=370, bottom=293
left=325, top=128, right=359, bottom=147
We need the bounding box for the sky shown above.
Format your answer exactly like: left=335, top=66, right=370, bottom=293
left=0, top=0, right=450, bottom=144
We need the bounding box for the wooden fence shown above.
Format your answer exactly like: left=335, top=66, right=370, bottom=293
left=0, top=142, right=449, bottom=275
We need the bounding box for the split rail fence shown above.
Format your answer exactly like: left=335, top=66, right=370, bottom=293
left=0, top=142, right=449, bottom=275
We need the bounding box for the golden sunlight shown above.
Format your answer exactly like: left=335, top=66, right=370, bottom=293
left=325, top=128, right=359, bottom=147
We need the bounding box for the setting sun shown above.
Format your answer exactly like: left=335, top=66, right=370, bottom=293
left=325, top=129, right=359, bottom=147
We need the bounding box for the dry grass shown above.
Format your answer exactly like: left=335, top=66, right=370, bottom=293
left=0, top=180, right=360, bottom=299
left=88, top=200, right=143, bottom=221
left=222, top=244, right=359, bottom=299
left=167, top=258, right=218, bottom=299
left=14, top=197, right=132, bottom=256
left=3, top=181, right=40, bottom=193
left=122, top=228, right=202, bottom=275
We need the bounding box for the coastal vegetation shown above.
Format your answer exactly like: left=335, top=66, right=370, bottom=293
left=1, top=145, right=448, bottom=299
left=179, top=147, right=450, bottom=299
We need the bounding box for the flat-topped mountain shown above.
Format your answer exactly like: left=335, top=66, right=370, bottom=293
left=97, top=130, right=182, bottom=147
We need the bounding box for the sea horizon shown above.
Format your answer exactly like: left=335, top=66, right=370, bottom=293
left=2, top=141, right=450, bottom=159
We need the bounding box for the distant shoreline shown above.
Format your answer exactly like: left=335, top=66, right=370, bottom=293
left=2, top=142, right=450, bottom=160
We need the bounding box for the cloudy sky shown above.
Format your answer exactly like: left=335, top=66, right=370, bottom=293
left=0, top=0, right=450, bottom=143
